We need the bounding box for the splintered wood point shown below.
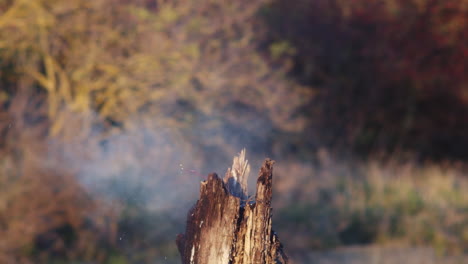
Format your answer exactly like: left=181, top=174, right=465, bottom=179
left=224, top=148, right=250, bottom=201
left=177, top=151, right=288, bottom=264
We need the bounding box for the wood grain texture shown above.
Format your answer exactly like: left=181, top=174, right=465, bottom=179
left=177, top=157, right=288, bottom=264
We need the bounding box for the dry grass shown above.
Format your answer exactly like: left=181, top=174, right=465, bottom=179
left=0, top=1, right=467, bottom=263
left=273, top=154, right=468, bottom=256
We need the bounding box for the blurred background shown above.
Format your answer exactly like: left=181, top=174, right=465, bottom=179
left=0, top=0, right=467, bottom=263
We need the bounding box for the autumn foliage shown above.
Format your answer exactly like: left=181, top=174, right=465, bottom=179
left=264, top=0, right=467, bottom=159
left=0, top=0, right=467, bottom=263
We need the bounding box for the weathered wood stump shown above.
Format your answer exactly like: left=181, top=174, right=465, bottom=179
left=176, top=150, right=288, bottom=264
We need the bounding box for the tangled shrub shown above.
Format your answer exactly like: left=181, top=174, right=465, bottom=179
left=0, top=152, right=117, bottom=263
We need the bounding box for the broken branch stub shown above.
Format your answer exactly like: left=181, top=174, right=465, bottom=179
left=176, top=152, right=288, bottom=264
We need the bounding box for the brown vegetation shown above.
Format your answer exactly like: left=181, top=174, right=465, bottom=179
left=0, top=0, right=467, bottom=263
left=264, top=0, right=468, bottom=159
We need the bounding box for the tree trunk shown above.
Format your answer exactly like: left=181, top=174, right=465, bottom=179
left=176, top=151, right=288, bottom=264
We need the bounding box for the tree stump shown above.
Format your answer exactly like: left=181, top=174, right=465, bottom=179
left=176, top=150, right=288, bottom=264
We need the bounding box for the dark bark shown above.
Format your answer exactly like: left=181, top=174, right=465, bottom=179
left=177, top=156, right=288, bottom=264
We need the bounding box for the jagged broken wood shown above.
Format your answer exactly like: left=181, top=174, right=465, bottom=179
left=176, top=150, right=288, bottom=264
